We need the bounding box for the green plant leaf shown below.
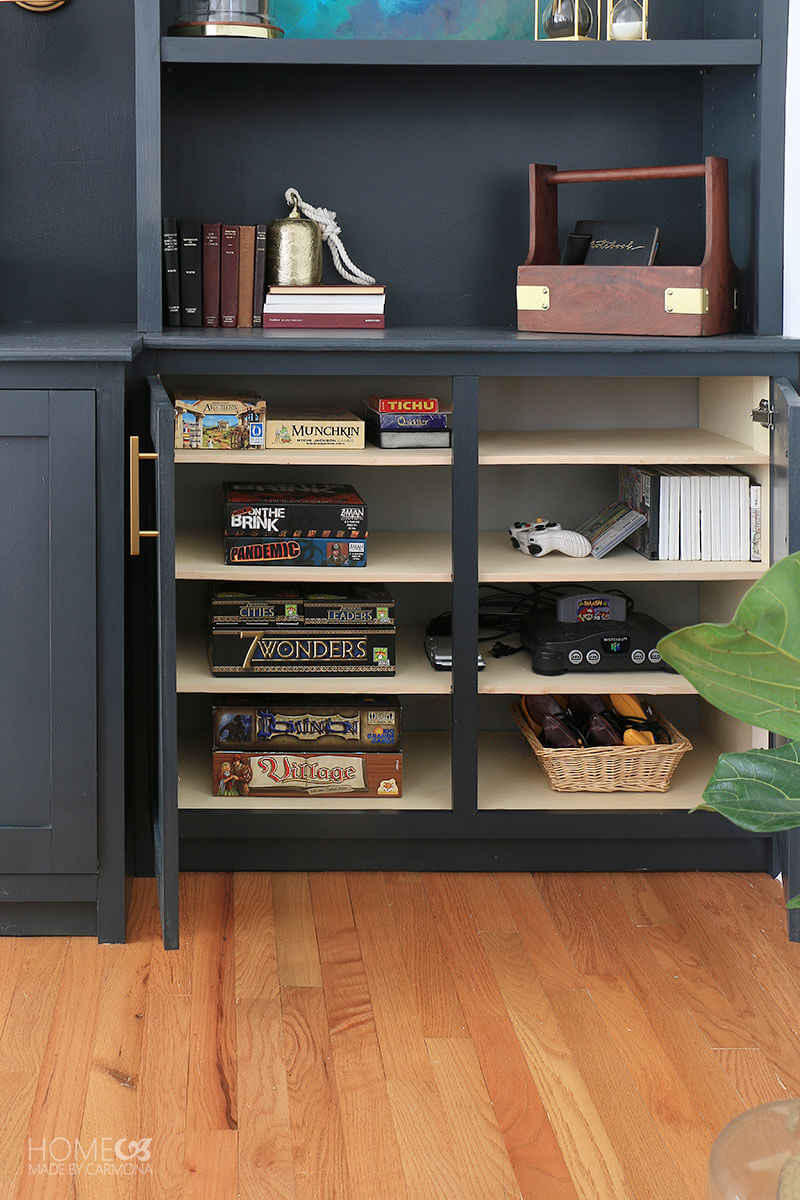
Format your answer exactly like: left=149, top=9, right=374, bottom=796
left=700, top=742, right=800, bottom=832
left=787, top=896, right=800, bottom=909
left=658, top=553, right=800, bottom=739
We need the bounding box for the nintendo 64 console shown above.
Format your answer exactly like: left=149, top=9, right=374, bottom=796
left=519, top=592, right=673, bottom=675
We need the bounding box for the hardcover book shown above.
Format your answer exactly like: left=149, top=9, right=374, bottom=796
left=178, top=218, right=202, bottom=326
left=220, top=225, right=240, bottom=327
left=237, top=225, right=256, bottom=329
left=573, top=221, right=660, bottom=267
left=263, top=314, right=385, bottom=329
left=162, top=217, right=181, bottom=327
left=201, top=223, right=221, bottom=329
left=252, top=224, right=267, bottom=328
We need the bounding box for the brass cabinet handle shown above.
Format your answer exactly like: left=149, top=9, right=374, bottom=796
left=129, top=436, right=160, bottom=556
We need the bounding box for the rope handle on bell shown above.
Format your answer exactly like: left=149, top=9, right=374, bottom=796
left=285, top=188, right=376, bottom=286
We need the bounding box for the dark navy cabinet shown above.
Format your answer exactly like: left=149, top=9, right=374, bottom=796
left=0, top=332, right=136, bottom=940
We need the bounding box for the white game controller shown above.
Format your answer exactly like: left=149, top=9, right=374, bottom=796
left=509, top=519, right=592, bottom=558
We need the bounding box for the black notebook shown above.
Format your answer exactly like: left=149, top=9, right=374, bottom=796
left=574, top=220, right=660, bottom=266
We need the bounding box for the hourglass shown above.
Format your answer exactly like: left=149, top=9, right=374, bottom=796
left=535, top=0, right=599, bottom=39
left=607, top=0, right=649, bottom=41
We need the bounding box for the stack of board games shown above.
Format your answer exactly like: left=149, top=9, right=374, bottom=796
left=211, top=696, right=403, bottom=798
left=223, top=481, right=368, bottom=567
left=363, top=393, right=452, bottom=448
left=172, top=388, right=266, bottom=450
left=210, top=582, right=396, bottom=675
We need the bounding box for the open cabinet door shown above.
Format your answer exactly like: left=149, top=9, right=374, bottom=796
left=771, top=377, right=800, bottom=939
left=144, top=377, right=179, bottom=949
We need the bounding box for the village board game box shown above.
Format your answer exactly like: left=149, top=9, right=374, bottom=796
left=172, top=390, right=266, bottom=450
left=212, top=750, right=402, bottom=798
left=210, top=626, right=396, bottom=675
left=223, top=482, right=367, bottom=538
left=213, top=697, right=402, bottom=751
left=211, top=584, right=302, bottom=626
left=224, top=537, right=367, bottom=567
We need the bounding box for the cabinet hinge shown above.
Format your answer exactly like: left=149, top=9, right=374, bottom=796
left=751, top=398, right=775, bottom=430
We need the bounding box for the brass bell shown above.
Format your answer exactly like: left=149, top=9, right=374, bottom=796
left=266, top=192, right=323, bottom=286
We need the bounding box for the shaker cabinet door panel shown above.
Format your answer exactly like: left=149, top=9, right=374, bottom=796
left=0, top=390, right=97, bottom=874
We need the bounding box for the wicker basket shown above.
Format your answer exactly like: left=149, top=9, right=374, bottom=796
left=511, top=700, right=692, bottom=793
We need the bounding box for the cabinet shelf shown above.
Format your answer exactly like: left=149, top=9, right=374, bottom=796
left=479, top=534, right=765, bottom=582
left=478, top=428, right=770, bottom=466
left=478, top=653, right=694, bottom=695
left=175, top=526, right=452, bottom=581
left=175, top=445, right=451, bottom=466
left=178, top=728, right=451, bottom=812
left=478, top=729, right=718, bottom=811
left=177, top=627, right=451, bottom=694
left=160, top=37, right=762, bottom=69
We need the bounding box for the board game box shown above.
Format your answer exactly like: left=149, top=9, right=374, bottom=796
left=213, top=697, right=402, bottom=751
left=223, top=482, right=367, bottom=538
left=172, top=390, right=266, bottom=450
left=302, top=584, right=394, bottom=625
left=211, top=584, right=302, bottom=626
left=210, top=626, right=396, bottom=675
left=212, top=750, right=402, bottom=798
left=264, top=409, right=364, bottom=450
left=224, top=537, right=367, bottom=567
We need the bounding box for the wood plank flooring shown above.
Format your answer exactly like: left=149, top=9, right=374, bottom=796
left=1, top=870, right=799, bottom=1199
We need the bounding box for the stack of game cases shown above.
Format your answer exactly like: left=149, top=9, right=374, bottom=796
left=209, top=582, right=397, bottom=676
left=222, top=481, right=368, bottom=567
left=362, top=393, right=451, bottom=448
left=211, top=695, right=403, bottom=799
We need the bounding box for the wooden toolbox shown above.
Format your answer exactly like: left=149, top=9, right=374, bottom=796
left=516, top=158, right=738, bottom=337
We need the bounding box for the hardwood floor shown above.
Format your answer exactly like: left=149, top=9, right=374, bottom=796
left=1, top=870, right=799, bottom=1199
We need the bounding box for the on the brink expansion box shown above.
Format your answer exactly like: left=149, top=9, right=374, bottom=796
left=223, top=481, right=367, bottom=538
left=213, top=697, right=402, bottom=752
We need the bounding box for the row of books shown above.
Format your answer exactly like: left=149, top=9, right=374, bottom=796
left=619, top=465, right=762, bottom=562
left=163, top=219, right=266, bottom=328
left=162, top=218, right=387, bottom=330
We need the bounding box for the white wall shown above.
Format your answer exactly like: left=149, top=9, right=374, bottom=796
left=784, top=0, right=800, bottom=332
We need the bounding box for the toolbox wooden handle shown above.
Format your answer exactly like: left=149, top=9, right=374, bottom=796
left=524, top=156, right=733, bottom=276
left=129, top=436, right=159, bottom=556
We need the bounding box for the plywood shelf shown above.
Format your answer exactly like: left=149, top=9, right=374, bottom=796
left=478, top=728, right=718, bottom=812
left=175, top=526, right=452, bottom=582
left=479, top=534, right=765, bottom=583
left=478, top=651, right=695, bottom=695
left=478, top=428, right=770, bottom=466
left=177, top=626, right=451, bottom=695
left=178, top=728, right=452, bottom=812
left=175, top=446, right=451, bottom=466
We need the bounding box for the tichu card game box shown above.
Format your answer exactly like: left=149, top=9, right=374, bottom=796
left=212, top=750, right=402, bottom=798
left=213, top=697, right=402, bottom=751
left=223, top=482, right=367, bottom=538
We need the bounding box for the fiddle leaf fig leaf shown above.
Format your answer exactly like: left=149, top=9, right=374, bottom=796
left=699, top=742, right=800, bottom=833
left=658, top=553, right=800, bottom=740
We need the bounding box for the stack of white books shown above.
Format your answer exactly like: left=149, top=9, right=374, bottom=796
left=262, top=285, right=385, bottom=330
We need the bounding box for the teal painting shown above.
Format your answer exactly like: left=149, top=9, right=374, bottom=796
left=276, top=0, right=534, bottom=40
